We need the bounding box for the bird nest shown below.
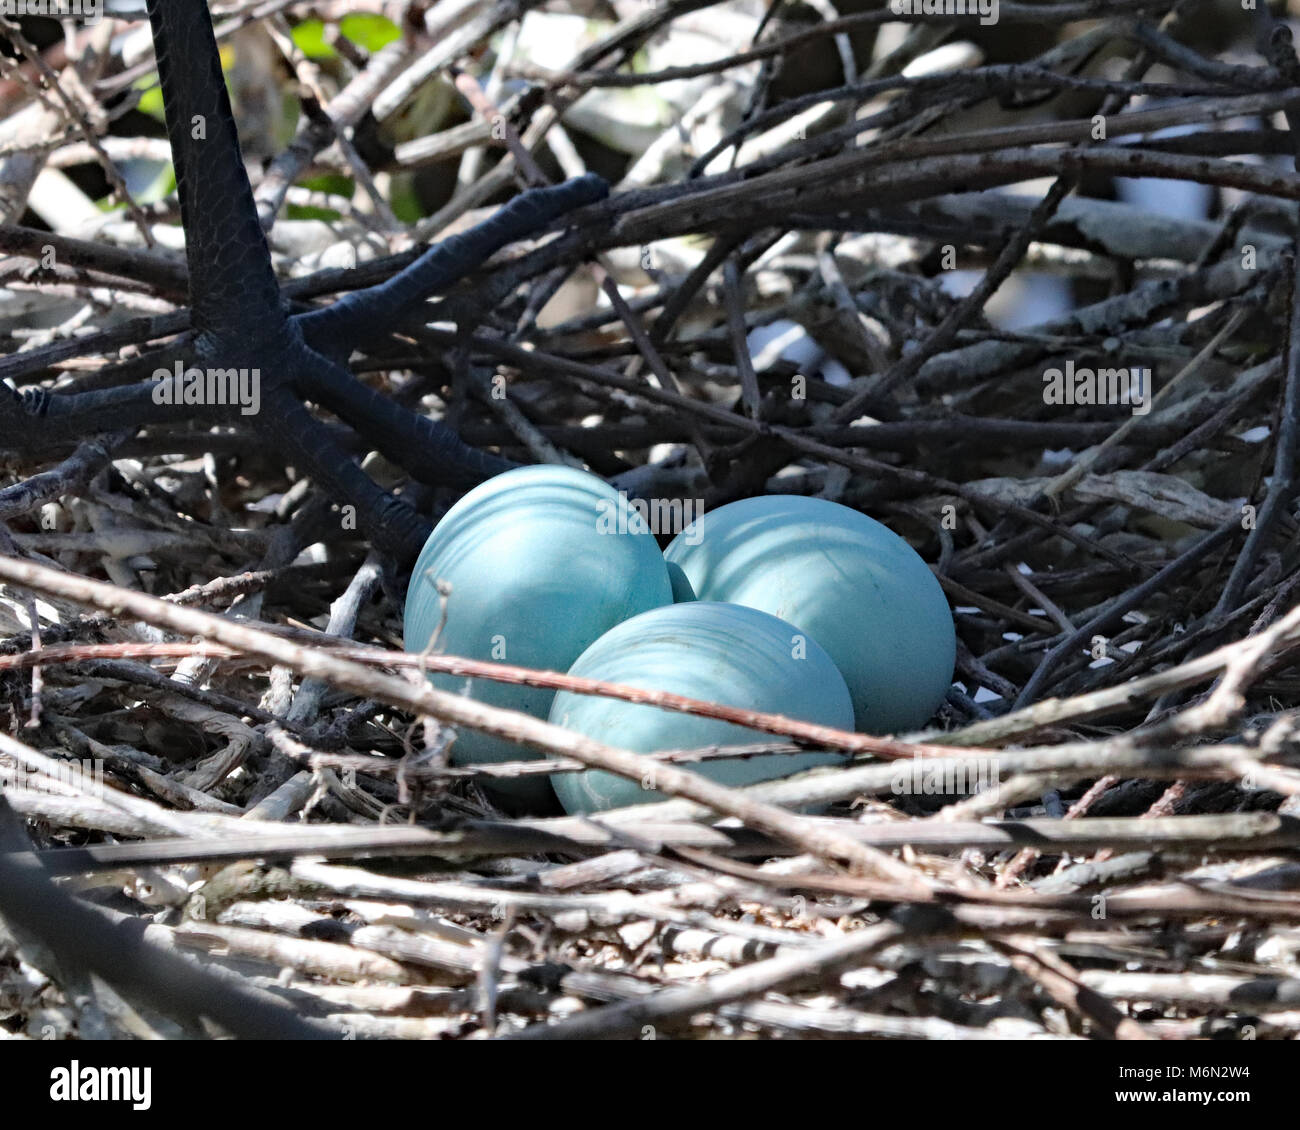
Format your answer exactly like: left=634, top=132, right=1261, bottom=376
left=1, top=0, right=1300, bottom=1044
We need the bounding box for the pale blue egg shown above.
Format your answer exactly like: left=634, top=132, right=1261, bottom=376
left=549, top=601, right=853, bottom=813
left=664, top=495, right=954, bottom=733
left=666, top=560, right=697, bottom=602
left=403, top=466, right=673, bottom=809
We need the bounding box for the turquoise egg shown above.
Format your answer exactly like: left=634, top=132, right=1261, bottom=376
left=549, top=601, right=853, bottom=814
left=666, top=560, right=697, bottom=602
left=403, top=465, right=673, bottom=809
left=664, top=495, right=954, bottom=733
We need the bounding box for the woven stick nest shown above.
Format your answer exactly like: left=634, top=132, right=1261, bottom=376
left=1, top=0, right=1299, bottom=1041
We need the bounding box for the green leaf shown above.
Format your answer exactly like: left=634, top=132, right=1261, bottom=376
left=287, top=203, right=342, bottom=222
left=291, top=19, right=337, bottom=60
left=388, top=174, right=424, bottom=224
left=134, top=76, right=165, bottom=122
left=301, top=172, right=355, bottom=198
left=340, top=13, right=401, bottom=52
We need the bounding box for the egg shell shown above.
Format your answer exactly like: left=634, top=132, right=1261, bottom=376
left=404, top=465, right=673, bottom=809
left=666, top=560, right=697, bottom=602
left=549, top=601, right=853, bottom=814
left=664, top=495, right=954, bottom=733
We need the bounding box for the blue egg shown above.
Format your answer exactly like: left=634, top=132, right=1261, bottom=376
left=403, top=466, right=673, bottom=808
left=549, top=601, right=853, bottom=814
left=666, top=560, right=697, bottom=603
left=664, top=495, right=954, bottom=733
